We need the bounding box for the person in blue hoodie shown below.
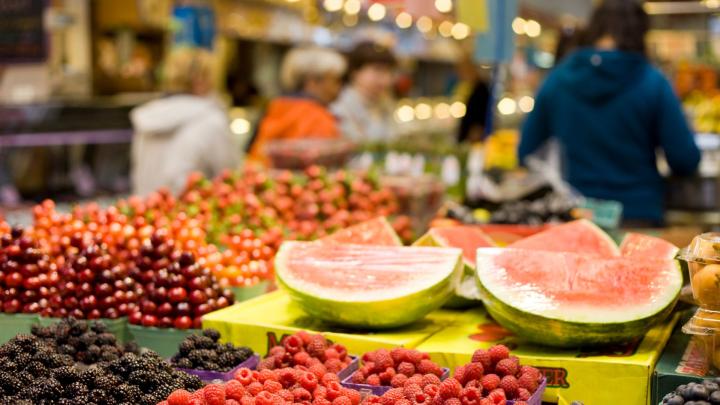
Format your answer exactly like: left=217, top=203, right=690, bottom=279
left=519, top=0, right=701, bottom=226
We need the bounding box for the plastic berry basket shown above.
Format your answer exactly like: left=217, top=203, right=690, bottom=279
left=230, top=280, right=270, bottom=303
left=175, top=354, right=260, bottom=384
left=340, top=368, right=450, bottom=397
left=0, top=313, right=39, bottom=344
left=37, top=316, right=130, bottom=343
left=128, top=325, right=201, bottom=358
left=508, top=377, right=546, bottom=405
left=337, top=356, right=360, bottom=381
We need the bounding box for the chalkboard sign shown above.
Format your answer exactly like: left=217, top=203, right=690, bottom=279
left=0, top=0, right=47, bottom=63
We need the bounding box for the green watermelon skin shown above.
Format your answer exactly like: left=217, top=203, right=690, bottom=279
left=476, top=248, right=682, bottom=347
left=276, top=242, right=463, bottom=329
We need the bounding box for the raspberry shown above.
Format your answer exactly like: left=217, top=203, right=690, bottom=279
left=395, top=400, right=412, bottom=405
left=406, top=374, right=423, bottom=386
left=390, top=347, right=405, bottom=363
left=269, top=345, right=286, bottom=357
left=471, top=349, right=493, bottom=371
left=454, top=365, right=467, bottom=385
left=423, top=384, right=439, bottom=397
left=464, top=362, right=484, bottom=383
left=481, top=374, right=501, bottom=392
left=488, top=345, right=510, bottom=364
left=517, top=387, right=531, bottom=400
left=343, top=387, right=361, bottom=405
left=226, top=400, right=240, bottom=405
left=292, top=387, right=312, bottom=401
left=405, top=350, right=423, bottom=365
left=203, top=384, right=226, bottom=405
left=520, top=365, right=542, bottom=381
left=283, top=334, right=303, bottom=354
left=300, top=371, right=319, bottom=391
left=461, top=386, right=482, bottom=403
left=240, top=397, right=255, bottom=405
left=379, top=367, right=396, bottom=384
left=188, top=399, right=205, bottom=405
left=403, top=383, right=422, bottom=399
left=263, top=379, right=283, bottom=394
left=515, top=402, right=529, bottom=405
left=479, top=399, right=493, bottom=405
left=167, top=389, right=192, bottom=405
left=352, top=371, right=366, bottom=383
left=257, top=357, right=276, bottom=371
left=380, top=388, right=404, bottom=404
left=438, top=378, right=462, bottom=399
left=325, top=358, right=344, bottom=373
left=225, top=380, right=247, bottom=400
left=313, top=386, right=327, bottom=399
left=397, top=361, right=416, bottom=377
left=258, top=369, right=279, bottom=383
left=366, top=374, right=381, bottom=386
left=309, top=363, right=328, bottom=379
left=332, top=344, right=348, bottom=360
left=253, top=391, right=276, bottom=405
left=158, top=402, right=169, bottom=405
left=322, top=372, right=340, bottom=386
left=391, top=373, right=408, bottom=387
left=417, top=359, right=442, bottom=376
left=518, top=372, right=538, bottom=392
left=373, top=349, right=394, bottom=370
left=296, top=330, right=313, bottom=345
left=332, top=397, right=352, bottom=405
left=325, top=348, right=340, bottom=360
left=293, top=351, right=311, bottom=366
left=500, top=375, right=519, bottom=398
left=488, top=388, right=506, bottom=404
left=422, top=373, right=441, bottom=387
left=325, top=381, right=344, bottom=400
left=444, top=399, right=461, bottom=405
left=307, top=335, right=328, bottom=358
left=247, top=381, right=264, bottom=396
left=495, top=358, right=518, bottom=377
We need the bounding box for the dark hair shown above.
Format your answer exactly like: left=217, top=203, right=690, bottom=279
left=346, top=42, right=396, bottom=76
left=584, top=0, right=649, bottom=55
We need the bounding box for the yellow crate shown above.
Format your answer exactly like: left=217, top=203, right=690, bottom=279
left=202, top=291, right=457, bottom=356
left=415, top=307, right=679, bottom=405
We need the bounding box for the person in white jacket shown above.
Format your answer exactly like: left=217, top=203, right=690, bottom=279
left=130, top=48, right=240, bottom=196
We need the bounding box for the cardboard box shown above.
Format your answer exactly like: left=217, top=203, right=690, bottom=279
left=202, top=291, right=458, bottom=356
left=652, top=310, right=713, bottom=404
left=415, top=307, right=679, bottom=405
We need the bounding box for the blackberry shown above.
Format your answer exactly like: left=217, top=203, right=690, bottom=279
left=196, top=336, right=214, bottom=349
left=178, top=339, right=195, bottom=355
left=58, top=344, right=77, bottom=356
left=123, top=341, right=139, bottom=354
left=89, top=389, right=112, bottom=404
left=90, top=321, right=109, bottom=334
left=96, top=333, right=116, bottom=346
left=65, top=381, right=89, bottom=398
left=53, top=365, right=81, bottom=384
left=1, top=375, right=22, bottom=394
left=141, top=393, right=161, bottom=405
left=94, top=375, right=120, bottom=391
left=202, top=328, right=221, bottom=342
left=204, top=362, right=220, bottom=371
left=25, top=361, right=48, bottom=376
left=79, top=332, right=97, bottom=347
left=218, top=352, right=237, bottom=369
left=80, top=367, right=105, bottom=388
left=101, top=350, right=119, bottom=362
left=176, top=358, right=192, bottom=369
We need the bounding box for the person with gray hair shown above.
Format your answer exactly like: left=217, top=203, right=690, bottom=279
left=248, top=46, right=347, bottom=164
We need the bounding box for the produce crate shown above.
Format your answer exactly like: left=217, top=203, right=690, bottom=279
left=175, top=354, right=260, bottom=384
left=37, top=316, right=130, bottom=343
left=128, top=324, right=200, bottom=358
left=416, top=307, right=679, bottom=405
left=230, top=280, right=269, bottom=302
left=341, top=368, right=450, bottom=397
left=0, top=313, right=38, bottom=344
left=201, top=291, right=454, bottom=356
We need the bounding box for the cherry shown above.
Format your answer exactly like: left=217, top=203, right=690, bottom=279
left=129, top=311, right=142, bottom=324
left=157, top=302, right=173, bottom=317
left=174, top=316, right=193, bottom=330
left=158, top=316, right=174, bottom=328
left=176, top=302, right=191, bottom=316
left=189, top=290, right=207, bottom=305
left=3, top=299, right=20, bottom=313
left=168, top=287, right=187, bottom=303
left=141, top=314, right=158, bottom=327
left=80, top=295, right=97, bottom=311
left=5, top=272, right=22, bottom=288
left=141, top=300, right=157, bottom=314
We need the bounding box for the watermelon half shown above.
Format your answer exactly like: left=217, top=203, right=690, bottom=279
left=319, top=217, right=402, bottom=246
left=476, top=248, right=682, bottom=347
left=414, top=226, right=496, bottom=308
left=276, top=241, right=463, bottom=329
left=509, top=219, right=620, bottom=257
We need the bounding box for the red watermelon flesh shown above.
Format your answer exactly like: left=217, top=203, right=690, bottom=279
left=620, top=233, right=678, bottom=259
left=319, top=217, right=402, bottom=246
left=426, top=226, right=496, bottom=266
left=508, top=219, right=619, bottom=257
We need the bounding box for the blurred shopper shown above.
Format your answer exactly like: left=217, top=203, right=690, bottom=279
left=332, top=42, right=397, bottom=143
left=455, top=57, right=491, bottom=143
left=130, top=48, right=240, bottom=196
left=249, top=46, right=346, bottom=163
left=519, top=0, right=701, bottom=225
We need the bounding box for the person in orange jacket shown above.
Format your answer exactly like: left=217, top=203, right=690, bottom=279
left=248, top=46, right=347, bottom=164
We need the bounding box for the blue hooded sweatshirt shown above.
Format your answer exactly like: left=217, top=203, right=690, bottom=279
left=519, top=48, right=701, bottom=224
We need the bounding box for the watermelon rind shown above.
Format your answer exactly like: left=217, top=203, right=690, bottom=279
left=414, top=226, right=495, bottom=309
left=476, top=248, right=683, bottom=347
left=276, top=242, right=463, bottom=329
left=620, top=232, right=679, bottom=260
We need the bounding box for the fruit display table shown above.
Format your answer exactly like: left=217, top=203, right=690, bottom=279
left=415, top=306, right=679, bottom=405
left=201, top=290, right=458, bottom=356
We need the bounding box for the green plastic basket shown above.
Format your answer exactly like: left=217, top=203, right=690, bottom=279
left=37, top=316, right=130, bottom=343
left=0, top=313, right=39, bottom=344
left=128, top=324, right=200, bottom=358
left=230, top=281, right=270, bottom=302
left=579, top=198, right=623, bottom=230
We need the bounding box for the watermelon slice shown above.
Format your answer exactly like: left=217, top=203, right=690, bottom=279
left=476, top=248, right=682, bottom=347
left=276, top=241, right=463, bottom=329
left=620, top=232, right=678, bottom=259
left=319, top=217, right=402, bottom=246
left=508, top=219, right=620, bottom=257
left=414, top=226, right=496, bottom=308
